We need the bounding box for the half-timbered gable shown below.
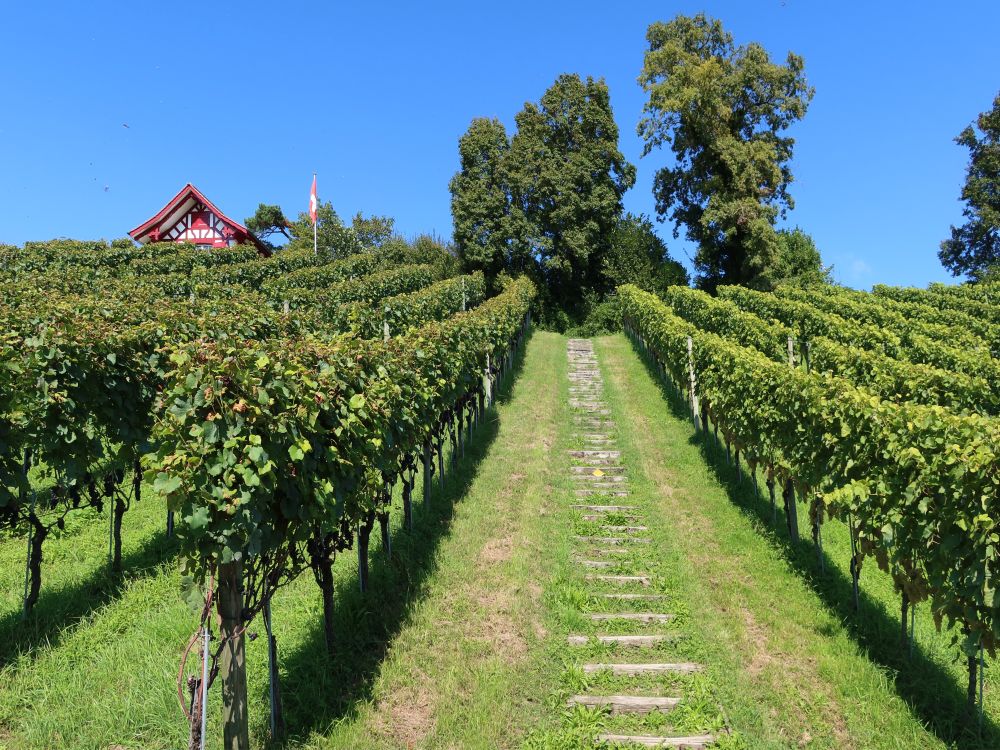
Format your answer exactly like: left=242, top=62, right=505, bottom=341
left=129, top=184, right=267, bottom=254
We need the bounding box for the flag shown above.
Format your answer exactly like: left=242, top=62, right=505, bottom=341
left=309, top=174, right=318, bottom=224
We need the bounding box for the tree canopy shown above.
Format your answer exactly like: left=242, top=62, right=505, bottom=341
left=450, top=74, right=636, bottom=324
left=771, top=227, right=833, bottom=288
left=245, top=203, right=291, bottom=252
left=939, top=92, right=1000, bottom=281
left=637, top=13, right=814, bottom=292
left=604, top=213, right=689, bottom=294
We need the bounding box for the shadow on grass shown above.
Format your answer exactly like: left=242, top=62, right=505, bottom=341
left=627, top=333, right=1000, bottom=750
left=0, top=521, right=177, bottom=668
left=270, top=329, right=533, bottom=747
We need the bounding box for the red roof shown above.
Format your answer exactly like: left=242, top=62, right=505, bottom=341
left=129, top=183, right=266, bottom=253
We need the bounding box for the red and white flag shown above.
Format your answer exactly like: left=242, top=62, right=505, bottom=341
left=309, top=174, right=318, bottom=224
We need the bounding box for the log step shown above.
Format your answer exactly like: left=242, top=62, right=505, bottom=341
left=567, top=634, right=673, bottom=647
left=576, top=489, right=630, bottom=497
left=601, top=525, right=647, bottom=532
left=570, top=504, right=637, bottom=511
left=595, top=733, right=715, bottom=748
left=601, top=593, right=668, bottom=600
left=586, top=574, right=651, bottom=586
left=576, top=559, right=615, bottom=568
left=574, top=536, right=651, bottom=545
left=582, top=663, right=702, bottom=675
left=568, top=694, right=680, bottom=714
left=568, top=450, right=621, bottom=458
left=573, top=474, right=627, bottom=483
left=582, top=514, right=641, bottom=522
left=589, top=613, right=673, bottom=623
left=569, top=467, right=626, bottom=475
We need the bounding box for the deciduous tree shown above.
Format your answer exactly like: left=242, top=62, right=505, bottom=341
left=509, top=74, right=636, bottom=310
left=637, top=13, right=813, bottom=292
left=939, top=92, right=1000, bottom=281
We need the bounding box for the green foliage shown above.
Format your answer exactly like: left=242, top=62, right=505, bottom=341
left=771, top=228, right=833, bottom=288
left=450, top=117, right=520, bottom=281
left=351, top=212, right=396, bottom=248
left=244, top=203, right=291, bottom=250
left=620, top=284, right=1000, bottom=657
left=287, top=200, right=363, bottom=259
left=509, top=73, right=636, bottom=310
left=638, top=13, right=814, bottom=291
left=604, top=213, right=689, bottom=294
left=939, top=92, right=1000, bottom=280
left=450, top=75, right=635, bottom=320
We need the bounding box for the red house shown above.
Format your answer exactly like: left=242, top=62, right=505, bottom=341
left=129, top=183, right=267, bottom=254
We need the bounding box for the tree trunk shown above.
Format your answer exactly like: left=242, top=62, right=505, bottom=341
left=112, top=497, right=126, bottom=573
left=766, top=478, right=776, bottom=525
left=216, top=561, right=249, bottom=750
left=315, top=539, right=336, bottom=657
left=783, top=479, right=798, bottom=543
left=263, top=598, right=285, bottom=739
left=24, top=514, right=47, bottom=615
left=901, top=592, right=909, bottom=650
left=379, top=513, right=391, bottom=560
left=403, top=478, right=413, bottom=532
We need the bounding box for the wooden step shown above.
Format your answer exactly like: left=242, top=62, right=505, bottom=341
left=586, top=574, right=651, bottom=586
left=595, top=733, right=715, bottom=748
left=567, top=634, right=673, bottom=647
left=573, top=474, right=627, bottom=483
left=574, top=536, right=651, bottom=545
left=568, top=450, right=621, bottom=459
left=576, top=559, right=615, bottom=568
left=582, top=663, right=702, bottom=675
left=582, top=514, right=641, bottom=522
left=570, top=504, right=636, bottom=511
left=601, top=525, right=647, bottom=532
left=569, top=467, right=625, bottom=475
left=576, top=489, right=630, bottom=497
left=600, top=593, right=667, bottom=600
left=589, top=613, right=673, bottom=623
left=568, top=694, right=680, bottom=714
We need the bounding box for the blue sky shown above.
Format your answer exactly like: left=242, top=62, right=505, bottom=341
left=1, top=1, right=997, bottom=289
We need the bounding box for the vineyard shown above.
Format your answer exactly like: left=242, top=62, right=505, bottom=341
left=0, top=239, right=533, bottom=748
left=3, top=236, right=1000, bottom=749
left=620, top=282, right=1000, bottom=718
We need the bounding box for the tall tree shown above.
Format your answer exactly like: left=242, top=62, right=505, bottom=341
left=509, top=74, right=636, bottom=310
left=637, top=13, right=814, bottom=292
left=449, top=118, right=518, bottom=280
left=939, top=92, right=1000, bottom=281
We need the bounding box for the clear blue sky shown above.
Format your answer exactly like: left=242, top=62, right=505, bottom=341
left=2, top=1, right=997, bottom=289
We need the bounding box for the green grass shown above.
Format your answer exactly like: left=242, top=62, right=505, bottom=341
left=0, top=330, right=570, bottom=750
left=1, top=329, right=996, bottom=749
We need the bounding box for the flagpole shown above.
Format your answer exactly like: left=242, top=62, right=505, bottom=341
left=312, top=172, right=318, bottom=257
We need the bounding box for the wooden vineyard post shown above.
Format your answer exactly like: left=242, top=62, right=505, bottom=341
left=437, top=433, right=446, bottom=492
left=787, top=335, right=795, bottom=368
left=358, top=512, right=375, bottom=593
left=217, top=560, right=249, bottom=750
left=403, top=470, right=413, bottom=532
left=167, top=510, right=175, bottom=538
left=848, top=514, right=860, bottom=612
left=383, top=320, right=390, bottom=341
left=485, top=354, right=493, bottom=407
left=263, top=597, right=285, bottom=739
left=782, top=478, right=799, bottom=543
left=686, top=336, right=700, bottom=430
left=422, top=441, right=432, bottom=509
left=766, top=472, right=776, bottom=525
